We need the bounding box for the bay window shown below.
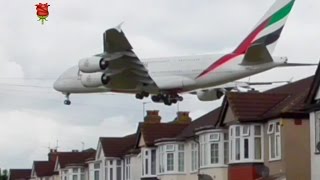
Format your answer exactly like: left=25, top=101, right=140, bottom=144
left=94, top=163, right=100, bottom=180
left=105, top=159, right=122, bottom=180
left=142, top=148, right=156, bottom=177
left=198, top=130, right=227, bottom=168
left=268, top=121, right=281, bottom=160
left=229, top=124, right=263, bottom=163
left=157, top=143, right=185, bottom=174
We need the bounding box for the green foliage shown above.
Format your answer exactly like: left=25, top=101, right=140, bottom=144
left=0, top=169, right=8, bottom=180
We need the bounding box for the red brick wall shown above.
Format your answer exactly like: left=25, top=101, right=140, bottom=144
left=228, top=164, right=262, bottom=180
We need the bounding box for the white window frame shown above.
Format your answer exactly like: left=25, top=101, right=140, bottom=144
left=105, top=159, right=122, bottom=180
left=198, top=130, right=227, bottom=168
left=124, top=157, right=131, bottom=180
left=229, top=124, right=263, bottom=164
left=156, top=143, right=185, bottom=175
left=191, top=142, right=199, bottom=172
left=268, top=121, right=282, bottom=161
left=141, top=148, right=156, bottom=177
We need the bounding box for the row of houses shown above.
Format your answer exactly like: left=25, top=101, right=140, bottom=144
left=9, top=63, right=320, bottom=180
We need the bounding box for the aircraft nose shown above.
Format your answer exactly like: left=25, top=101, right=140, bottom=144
left=53, top=79, right=63, bottom=92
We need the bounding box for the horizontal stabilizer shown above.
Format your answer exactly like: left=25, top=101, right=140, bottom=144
left=241, top=43, right=273, bottom=65
left=278, top=63, right=318, bottom=67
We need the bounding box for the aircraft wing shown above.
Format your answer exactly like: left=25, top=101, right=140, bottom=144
left=101, top=25, right=157, bottom=89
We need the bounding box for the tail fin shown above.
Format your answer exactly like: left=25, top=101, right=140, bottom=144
left=233, top=0, right=296, bottom=54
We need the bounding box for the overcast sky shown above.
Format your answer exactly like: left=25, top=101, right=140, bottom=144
left=0, top=0, right=319, bottom=169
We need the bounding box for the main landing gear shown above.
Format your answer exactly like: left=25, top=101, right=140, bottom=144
left=135, top=92, right=182, bottom=106
left=151, top=94, right=183, bottom=106
left=64, top=93, right=71, bottom=105
left=135, top=91, right=149, bottom=99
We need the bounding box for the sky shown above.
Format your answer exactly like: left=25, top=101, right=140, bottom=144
left=0, top=0, right=319, bottom=169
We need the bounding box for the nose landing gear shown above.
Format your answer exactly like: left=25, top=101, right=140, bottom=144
left=64, top=93, right=71, bottom=105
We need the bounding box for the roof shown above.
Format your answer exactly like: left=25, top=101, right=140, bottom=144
left=305, top=62, right=320, bottom=105
left=33, top=161, right=56, bottom=177
left=226, top=93, right=289, bottom=121
left=137, top=123, right=189, bottom=146
left=220, top=76, right=313, bottom=123
left=177, top=107, right=221, bottom=139
left=100, top=133, right=137, bottom=157
left=57, top=150, right=96, bottom=168
left=9, top=169, right=31, bottom=180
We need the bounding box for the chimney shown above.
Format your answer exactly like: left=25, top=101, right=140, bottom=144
left=48, top=149, right=58, bottom=162
left=174, top=111, right=192, bottom=124
left=144, top=110, right=161, bottom=123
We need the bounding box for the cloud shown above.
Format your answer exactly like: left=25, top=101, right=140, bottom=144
left=0, top=109, right=137, bottom=168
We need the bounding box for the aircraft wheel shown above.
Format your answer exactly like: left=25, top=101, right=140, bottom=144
left=151, top=95, right=161, bottom=102
left=64, top=100, right=71, bottom=105
left=171, top=99, right=178, bottom=104
left=141, top=91, right=149, bottom=97
left=135, top=93, right=143, bottom=99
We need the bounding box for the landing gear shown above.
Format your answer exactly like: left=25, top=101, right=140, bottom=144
left=151, top=93, right=183, bottom=106
left=135, top=91, right=149, bottom=100
left=64, top=93, right=71, bottom=105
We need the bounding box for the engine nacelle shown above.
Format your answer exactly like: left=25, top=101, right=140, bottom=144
left=80, top=72, right=110, bottom=87
left=197, top=89, right=224, bottom=101
left=78, top=56, right=109, bottom=73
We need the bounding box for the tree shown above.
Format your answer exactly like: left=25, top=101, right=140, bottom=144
left=0, top=169, right=8, bottom=180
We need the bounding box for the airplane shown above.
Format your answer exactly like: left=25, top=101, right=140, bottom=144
left=53, top=0, right=314, bottom=106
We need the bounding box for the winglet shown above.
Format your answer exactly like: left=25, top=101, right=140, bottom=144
left=115, top=21, right=124, bottom=32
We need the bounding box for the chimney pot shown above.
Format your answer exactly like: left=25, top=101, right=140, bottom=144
left=175, top=111, right=192, bottom=124
left=144, top=110, right=161, bottom=123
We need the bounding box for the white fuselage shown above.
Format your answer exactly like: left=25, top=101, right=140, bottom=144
left=53, top=53, right=287, bottom=95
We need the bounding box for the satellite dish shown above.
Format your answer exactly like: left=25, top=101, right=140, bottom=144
left=198, top=174, right=213, bottom=180
left=316, top=141, right=320, bottom=152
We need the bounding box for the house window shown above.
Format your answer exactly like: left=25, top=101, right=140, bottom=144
left=94, top=171, right=99, bottom=180
left=159, top=146, right=165, bottom=173
left=151, top=150, right=156, bottom=175
left=157, top=143, right=185, bottom=174
left=268, top=121, right=281, bottom=160
left=167, top=153, right=174, bottom=171
left=199, top=131, right=226, bottom=167
left=178, top=144, right=184, bottom=172
left=229, top=124, right=263, bottom=163
left=315, top=112, right=320, bottom=152
left=72, top=175, right=78, bottom=180
left=116, top=160, right=121, bottom=180
left=125, top=157, right=130, bottom=180
left=142, top=148, right=156, bottom=177
left=105, top=159, right=122, bottom=180
left=191, top=143, right=198, bottom=172
left=224, top=132, right=229, bottom=164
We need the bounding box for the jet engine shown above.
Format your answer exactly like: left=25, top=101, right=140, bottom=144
left=197, top=89, right=224, bottom=101
left=78, top=56, right=108, bottom=73
left=80, top=72, right=111, bottom=87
